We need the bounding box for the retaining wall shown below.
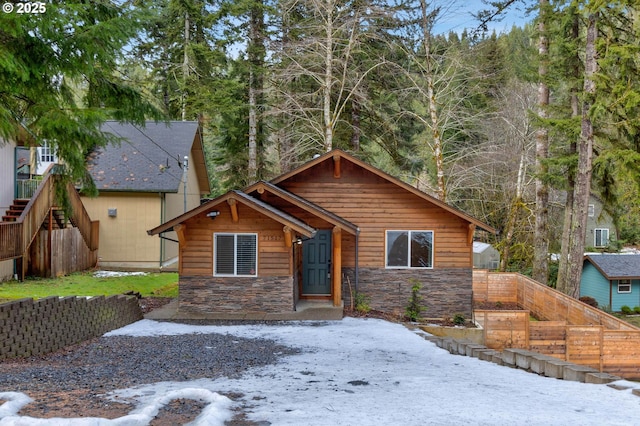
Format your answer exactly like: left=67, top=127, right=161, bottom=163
left=0, top=295, right=142, bottom=359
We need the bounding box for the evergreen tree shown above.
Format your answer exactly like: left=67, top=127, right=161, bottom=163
left=0, top=2, right=160, bottom=197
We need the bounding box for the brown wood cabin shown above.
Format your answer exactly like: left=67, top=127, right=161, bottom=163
left=148, top=150, right=496, bottom=318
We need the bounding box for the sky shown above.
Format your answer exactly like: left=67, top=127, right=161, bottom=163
left=1, top=317, right=640, bottom=425
left=432, top=1, right=533, bottom=35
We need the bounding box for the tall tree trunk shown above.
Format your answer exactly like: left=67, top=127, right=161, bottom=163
left=419, top=0, right=445, bottom=201
left=351, top=97, right=361, bottom=151
left=181, top=12, right=190, bottom=121
left=556, top=12, right=580, bottom=294
left=500, top=148, right=527, bottom=271
left=323, top=0, right=334, bottom=152
left=248, top=69, right=258, bottom=180
left=248, top=2, right=265, bottom=181
left=532, top=0, right=549, bottom=284
left=564, top=12, right=598, bottom=298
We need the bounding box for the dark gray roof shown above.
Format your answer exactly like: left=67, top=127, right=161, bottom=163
left=87, top=121, right=200, bottom=192
left=584, top=254, right=640, bottom=279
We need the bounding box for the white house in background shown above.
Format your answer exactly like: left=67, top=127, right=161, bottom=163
left=473, top=241, right=500, bottom=269
left=35, top=140, right=58, bottom=175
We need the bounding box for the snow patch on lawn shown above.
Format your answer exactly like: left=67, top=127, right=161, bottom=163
left=93, top=271, right=148, bottom=278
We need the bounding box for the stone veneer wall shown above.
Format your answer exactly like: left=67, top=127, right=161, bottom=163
left=0, top=295, right=142, bottom=360
left=179, top=275, right=295, bottom=314
left=342, top=267, right=473, bottom=318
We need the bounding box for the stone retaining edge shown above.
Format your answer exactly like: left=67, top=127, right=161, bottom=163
left=417, top=332, right=631, bottom=392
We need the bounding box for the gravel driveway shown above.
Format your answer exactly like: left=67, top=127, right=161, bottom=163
left=0, top=320, right=300, bottom=424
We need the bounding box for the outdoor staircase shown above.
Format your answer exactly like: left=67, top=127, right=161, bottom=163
left=0, top=170, right=99, bottom=279
left=1, top=199, right=29, bottom=222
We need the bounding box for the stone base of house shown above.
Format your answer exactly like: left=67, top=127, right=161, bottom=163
left=178, top=275, right=295, bottom=315
left=342, top=267, right=472, bottom=319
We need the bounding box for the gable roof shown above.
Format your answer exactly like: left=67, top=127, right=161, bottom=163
left=147, top=190, right=316, bottom=238
left=86, top=121, right=210, bottom=193
left=271, top=149, right=497, bottom=234
left=584, top=254, right=640, bottom=280
left=244, top=181, right=359, bottom=235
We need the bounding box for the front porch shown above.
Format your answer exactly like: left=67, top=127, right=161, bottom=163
left=145, top=299, right=344, bottom=321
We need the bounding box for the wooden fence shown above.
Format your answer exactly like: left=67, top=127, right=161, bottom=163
left=473, top=270, right=640, bottom=379
left=28, top=228, right=98, bottom=277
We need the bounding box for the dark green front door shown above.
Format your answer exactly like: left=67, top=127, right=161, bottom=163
left=302, top=230, right=332, bottom=296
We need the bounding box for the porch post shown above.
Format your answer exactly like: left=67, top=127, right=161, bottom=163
left=332, top=226, right=342, bottom=307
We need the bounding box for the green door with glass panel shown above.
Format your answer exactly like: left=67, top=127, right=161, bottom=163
left=302, top=230, right=332, bottom=295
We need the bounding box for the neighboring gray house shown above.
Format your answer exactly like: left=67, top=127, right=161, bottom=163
left=473, top=242, right=500, bottom=269
left=580, top=254, right=640, bottom=311
left=586, top=195, right=616, bottom=249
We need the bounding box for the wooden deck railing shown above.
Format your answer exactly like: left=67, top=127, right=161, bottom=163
left=16, top=170, right=56, bottom=260
left=66, top=180, right=98, bottom=251
left=0, top=222, right=22, bottom=260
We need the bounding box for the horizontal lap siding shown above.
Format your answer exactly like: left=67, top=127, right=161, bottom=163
left=282, top=180, right=472, bottom=269
left=181, top=203, right=290, bottom=276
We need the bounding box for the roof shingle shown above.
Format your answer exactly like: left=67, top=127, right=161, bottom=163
left=87, top=121, right=200, bottom=193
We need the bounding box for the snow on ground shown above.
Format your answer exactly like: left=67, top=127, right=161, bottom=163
left=93, top=271, right=148, bottom=278
left=3, top=317, right=640, bottom=425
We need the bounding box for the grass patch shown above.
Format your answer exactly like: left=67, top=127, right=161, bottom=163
left=0, top=271, right=178, bottom=302
left=614, top=313, right=640, bottom=329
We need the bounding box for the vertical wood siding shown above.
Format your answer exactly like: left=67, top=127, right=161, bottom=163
left=181, top=203, right=290, bottom=276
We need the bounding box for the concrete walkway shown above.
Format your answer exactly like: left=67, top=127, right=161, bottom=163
left=144, top=299, right=344, bottom=321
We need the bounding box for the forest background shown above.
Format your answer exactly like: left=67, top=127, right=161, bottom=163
left=1, top=0, right=639, bottom=296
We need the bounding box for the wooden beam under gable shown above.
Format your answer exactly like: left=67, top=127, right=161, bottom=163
left=175, top=224, right=187, bottom=247
left=283, top=226, right=293, bottom=248
left=228, top=198, right=239, bottom=222
left=468, top=224, right=476, bottom=245
left=333, top=154, right=341, bottom=179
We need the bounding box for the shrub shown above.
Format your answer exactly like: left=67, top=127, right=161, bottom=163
left=579, top=296, right=598, bottom=308
left=452, top=313, right=466, bottom=326
left=354, top=292, right=371, bottom=314
left=621, top=305, right=632, bottom=315
left=405, top=280, right=424, bottom=322
left=634, top=306, right=640, bottom=315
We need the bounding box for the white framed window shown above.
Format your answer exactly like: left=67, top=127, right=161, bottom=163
left=214, top=233, right=257, bottom=276
left=618, top=279, right=631, bottom=294
left=386, top=230, right=433, bottom=269
left=588, top=204, right=595, bottom=217
left=39, top=140, right=57, bottom=163
left=594, top=228, right=609, bottom=247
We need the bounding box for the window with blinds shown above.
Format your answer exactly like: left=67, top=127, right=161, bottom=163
left=214, top=233, right=257, bottom=276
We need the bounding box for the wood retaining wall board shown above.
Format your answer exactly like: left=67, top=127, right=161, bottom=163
left=529, top=321, right=566, bottom=356
left=566, top=326, right=603, bottom=370
left=603, top=331, right=640, bottom=378
left=473, top=271, right=640, bottom=379
left=475, top=310, right=529, bottom=351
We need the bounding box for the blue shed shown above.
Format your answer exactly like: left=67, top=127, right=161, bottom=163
left=580, top=254, right=640, bottom=312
